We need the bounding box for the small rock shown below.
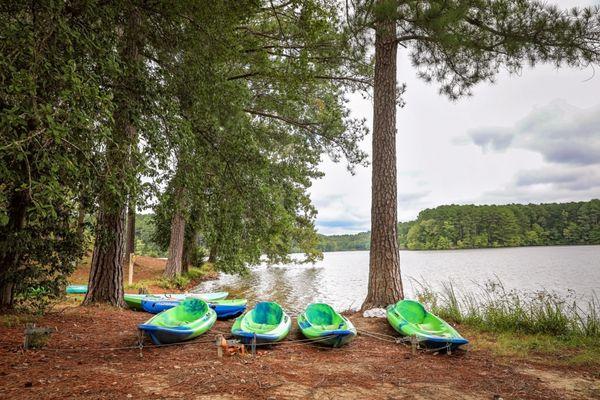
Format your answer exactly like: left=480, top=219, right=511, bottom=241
left=174, top=365, right=181, bottom=369
left=24, top=381, right=33, bottom=388
left=126, top=394, right=132, bottom=398
left=240, top=379, right=246, bottom=384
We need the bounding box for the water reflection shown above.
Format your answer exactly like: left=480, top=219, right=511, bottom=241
left=193, top=245, right=600, bottom=312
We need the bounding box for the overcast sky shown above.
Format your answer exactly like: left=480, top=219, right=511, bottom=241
left=311, top=0, right=600, bottom=235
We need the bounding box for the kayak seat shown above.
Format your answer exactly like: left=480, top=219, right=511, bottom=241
left=254, top=302, right=283, bottom=325
left=305, top=303, right=343, bottom=327
left=396, top=300, right=427, bottom=324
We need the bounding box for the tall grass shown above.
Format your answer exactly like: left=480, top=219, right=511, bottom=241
left=412, top=277, right=600, bottom=339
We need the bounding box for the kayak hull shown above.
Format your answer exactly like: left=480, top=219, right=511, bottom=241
left=386, top=299, right=468, bottom=351
left=141, top=298, right=247, bottom=319
left=66, top=285, right=88, bottom=294
left=124, top=291, right=228, bottom=311
left=211, top=299, right=247, bottom=319
left=231, top=301, right=291, bottom=344
left=297, top=303, right=357, bottom=347
left=138, top=298, right=216, bottom=345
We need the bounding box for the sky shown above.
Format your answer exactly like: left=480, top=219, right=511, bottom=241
left=310, top=0, right=600, bottom=235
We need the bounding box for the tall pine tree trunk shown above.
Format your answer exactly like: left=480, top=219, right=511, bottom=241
left=362, top=15, right=403, bottom=310
left=84, top=6, right=141, bottom=306
left=84, top=207, right=126, bottom=305
left=164, top=192, right=186, bottom=278
left=124, top=202, right=135, bottom=262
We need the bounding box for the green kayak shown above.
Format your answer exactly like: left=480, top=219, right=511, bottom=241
left=386, top=299, right=468, bottom=350
left=297, top=303, right=356, bottom=347
left=231, top=301, right=291, bottom=344
left=138, top=298, right=216, bottom=345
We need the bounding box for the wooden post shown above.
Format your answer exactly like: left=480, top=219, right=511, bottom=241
left=128, top=253, right=135, bottom=285
left=216, top=335, right=224, bottom=358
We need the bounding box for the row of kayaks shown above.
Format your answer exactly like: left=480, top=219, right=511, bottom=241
left=141, top=298, right=358, bottom=347
left=67, top=285, right=468, bottom=350
left=139, top=298, right=468, bottom=350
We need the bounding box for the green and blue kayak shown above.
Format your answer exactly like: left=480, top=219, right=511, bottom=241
left=66, top=284, right=87, bottom=294
left=386, top=299, right=468, bottom=350
left=297, top=303, right=356, bottom=347
left=138, top=298, right=216, bottom=345
left=231, top=301, right=291, bottom=344
left=124, top=291, right=228, bottom=311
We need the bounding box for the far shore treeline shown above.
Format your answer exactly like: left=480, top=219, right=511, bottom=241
left=318, top=200, right=600, bottom=252
left=134, top=200, right=600, bottom=256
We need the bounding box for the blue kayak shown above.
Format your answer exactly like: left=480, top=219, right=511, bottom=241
left=142, top=297, right=247, bottom=319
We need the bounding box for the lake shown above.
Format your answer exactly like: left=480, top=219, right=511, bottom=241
left=193, top=245, right=600, bottom=313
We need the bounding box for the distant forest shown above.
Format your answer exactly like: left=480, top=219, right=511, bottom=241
left=318, top=200, right=600, bottom=252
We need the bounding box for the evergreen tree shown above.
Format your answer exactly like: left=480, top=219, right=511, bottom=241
left=350, top=0, right=600, bottom=308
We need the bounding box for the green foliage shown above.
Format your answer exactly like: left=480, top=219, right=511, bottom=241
left=316, top=231, right=372, bottom=252
left=0, top=1, right=117, bottom=307
left=318, top=200, right=600, bottom=252
left=401, top=200, right=600, bottom=250
left=156, top=275, right=191, bottom=291
left=135, top=214, right=166, bottom=258
left=151, top=0, right=371, bottom=275
left=414, top=278, right=600, bottom=339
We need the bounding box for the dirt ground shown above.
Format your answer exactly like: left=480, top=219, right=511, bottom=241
left=1, top=305, right=599, bottom=400
left=70, top=255, right=167, bottom=285
left=69, top=255, right=216, bottom=293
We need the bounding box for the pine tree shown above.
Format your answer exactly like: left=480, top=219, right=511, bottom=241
left=354, top=0, right=600, bottom=308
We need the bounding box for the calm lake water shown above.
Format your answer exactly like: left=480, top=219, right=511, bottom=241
left=193, top=245, right=600, bottom=313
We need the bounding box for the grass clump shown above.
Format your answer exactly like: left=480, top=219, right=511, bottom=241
left=156, top=275, right=191, bottom=291
left=413, top=277, right=600, bottom=339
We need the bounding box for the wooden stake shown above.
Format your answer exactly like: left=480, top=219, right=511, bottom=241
left=216, top=335, right=224, bottom=358
left=128, top=253, right=135, bottom=285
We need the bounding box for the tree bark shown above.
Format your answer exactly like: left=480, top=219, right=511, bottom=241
left=76, top=199, right=86, bottom=239
left=208, top=243, right=218, bottom=264
left=362, top=15, right=404, bottom=310
left=124, top=202, right=135, bottom=262
left=164, top=201, right=186, bottom=278
left=0, top=189, right=29, bottom=309
left=84, top=6, right=141, bottom=306
left=84, top=206, right=126, bottom=306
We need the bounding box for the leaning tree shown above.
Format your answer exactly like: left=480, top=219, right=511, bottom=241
left=355, top=0, right=600, bottom=309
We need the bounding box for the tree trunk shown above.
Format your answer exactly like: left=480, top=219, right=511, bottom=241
left=84, top=6, right=141, bottom=306
left=362, top=16, right=404, bottom=310
left=84, top=206, right=126, bottom=306
left=208, top=243, right=218, bottom=264
left=124, top=202, right=135, bottom=262
left=76, top=199, right=86, bottom=239
left=164, top=206, right=186, bottom=278
left=0, top=189, right=30, bottom=309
